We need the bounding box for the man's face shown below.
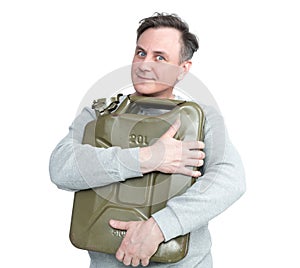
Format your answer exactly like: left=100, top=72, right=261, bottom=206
left=131, top=27, right=190, bottom=99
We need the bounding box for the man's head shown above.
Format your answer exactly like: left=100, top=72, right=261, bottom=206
left=131, top=13, right=199, bottom=98
left=137, top=13, right=199, bottom=63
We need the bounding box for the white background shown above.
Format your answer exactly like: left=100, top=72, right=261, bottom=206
left=1, top=0, right=299, bottom=267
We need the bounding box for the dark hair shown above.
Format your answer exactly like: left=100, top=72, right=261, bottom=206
left=137, top=12, right=199, bottom=62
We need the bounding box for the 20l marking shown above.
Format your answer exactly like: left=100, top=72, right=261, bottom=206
left=129, top=134, right=149, bottom=146
left=112, top=229, right=126, bottom=238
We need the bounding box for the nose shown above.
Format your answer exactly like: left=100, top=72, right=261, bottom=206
left=137, top=58, right=153, bottom=72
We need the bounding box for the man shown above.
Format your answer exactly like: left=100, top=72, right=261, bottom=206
left=50, top=13, right=245, bottom=267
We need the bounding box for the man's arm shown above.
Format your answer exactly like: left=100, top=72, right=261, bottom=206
left=49, top=107, right=204, bottom=191
left=151, top=105, right=246, bottom=241
left=49, top=107, right=142, bottom=191
left=110, top=105, right=246, bottom=266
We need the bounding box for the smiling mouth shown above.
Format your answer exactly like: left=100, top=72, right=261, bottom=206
left=135, top=73, right=155, bottom=81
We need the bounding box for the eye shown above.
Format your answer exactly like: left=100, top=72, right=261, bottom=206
left=156, top=55, right=165, bottom=61
left=137, top=51, right=146, bottom=57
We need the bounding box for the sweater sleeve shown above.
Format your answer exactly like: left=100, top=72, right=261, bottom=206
left=49, top=106, right=142, bottom=191
left=152, top=105, right=246, bottom=241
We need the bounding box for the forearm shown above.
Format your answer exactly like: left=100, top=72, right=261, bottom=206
left=49, top=106, right=142, bottom=191
left=152, top=142, right=246, bottom=241
left=49, top=138, right=141, bottom=191
left=152, top=105, right=246, bottom=241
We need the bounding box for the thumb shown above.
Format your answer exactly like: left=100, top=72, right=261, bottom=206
left=109, top=219, right=129, bottom=230
left=161, top=118, right=181, bottom=139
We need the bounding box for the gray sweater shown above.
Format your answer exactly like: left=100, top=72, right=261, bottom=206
left=49, top=97, right=246, bottom=268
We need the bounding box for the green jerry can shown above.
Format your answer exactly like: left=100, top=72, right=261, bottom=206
left=69, top=94, right=205, bottom=263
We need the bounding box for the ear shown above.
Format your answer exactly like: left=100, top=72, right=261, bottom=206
left=177, top=60, right=192, bottom=81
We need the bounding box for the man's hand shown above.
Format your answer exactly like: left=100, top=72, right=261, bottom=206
left=109, top=218, right=164, bottom=267
left=139, top=119, right=205, bottom=177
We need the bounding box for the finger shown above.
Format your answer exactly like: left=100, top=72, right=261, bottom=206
left=141, top=257, right=150, bottom=267
left=161, top=118, right=181, bottom=138
left=122, top=255, right=132, bottom=266
left=185, top=159, right=204, bottom=167
left=184, top=150, right=205, bottom=160
left=131, top=256, right=140, bottom=267
left=178, top=167, right=201, bottom=178
left=109, top=219, right=129, bottom=230
left=185, top=140, right=205, bottom=150
left=115, top=249, right=125, bottom=262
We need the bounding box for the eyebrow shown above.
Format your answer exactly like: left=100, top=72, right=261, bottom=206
left=135, top=45, right=169, bottom=57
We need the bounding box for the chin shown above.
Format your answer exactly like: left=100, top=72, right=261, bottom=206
left=133, top=83, right=173, bottom=98
left=133, top=83, right=157, bottom=96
